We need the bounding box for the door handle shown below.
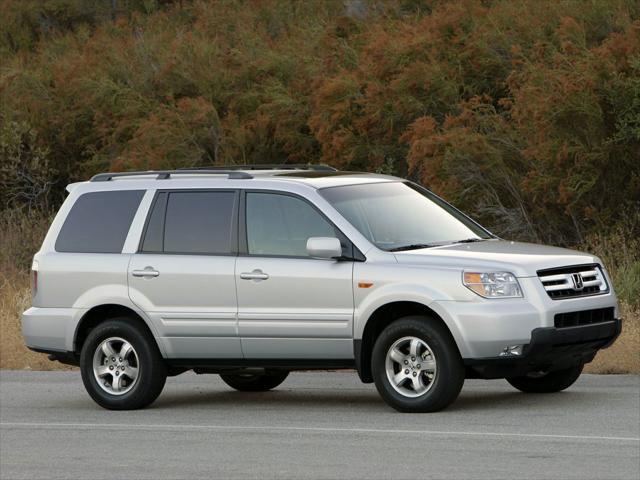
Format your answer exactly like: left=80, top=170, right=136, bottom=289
left=132, top=268, right=160, bottom=278
left=240, top=269, right=269, bottom=281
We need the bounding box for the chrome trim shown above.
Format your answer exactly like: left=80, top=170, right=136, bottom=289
left=538, top=265, right=608, bottom=299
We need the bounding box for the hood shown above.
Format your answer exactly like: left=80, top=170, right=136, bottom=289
left=393, top=240, right=600, bottom=277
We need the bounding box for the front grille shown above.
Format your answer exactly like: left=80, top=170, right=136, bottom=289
left=538, top=264, right=608, bottom=299
left=554, top=307, right=615, bottom=328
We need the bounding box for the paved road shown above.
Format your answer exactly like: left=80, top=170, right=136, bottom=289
left=0, top=371, right=638, bottom=479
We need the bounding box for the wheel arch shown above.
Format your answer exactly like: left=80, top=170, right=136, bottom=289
left=355, top=301, right=461, bottom=383
left=73, top=304, right=163, bottom=356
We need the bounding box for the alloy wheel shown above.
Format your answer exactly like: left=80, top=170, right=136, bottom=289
left=92, top=337, right=140, bottom=396
left=384, top=336, right=437, bottom=398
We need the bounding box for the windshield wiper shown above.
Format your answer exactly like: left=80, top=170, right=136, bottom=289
left=452, top=238, right=487, bottom=244
left=388, top=243, right=439, bottom=252
left=388, top=238, right=490, bottom=251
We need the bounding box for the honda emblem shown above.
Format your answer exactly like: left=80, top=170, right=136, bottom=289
left=572, top=273, right=584, bottom=291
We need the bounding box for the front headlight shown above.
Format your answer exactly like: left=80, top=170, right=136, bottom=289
left=463, top=271, right=523, bottom=298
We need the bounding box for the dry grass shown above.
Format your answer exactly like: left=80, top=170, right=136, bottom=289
left=0, top=271, right=74, bottom=371
left=585, top=302, right=640, bottom=374
left=0, top=209, right=73, bottom=370
left=1, top=268, right=638, bottom=373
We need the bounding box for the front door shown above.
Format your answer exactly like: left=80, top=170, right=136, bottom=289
left=128, top=189, right=241, bottom=359
left=236, top=191, right=354, bottom=359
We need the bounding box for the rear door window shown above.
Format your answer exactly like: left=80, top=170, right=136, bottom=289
left=141, top=191, right=236, bottom=255
left=55, top=190, right=144, bottom=253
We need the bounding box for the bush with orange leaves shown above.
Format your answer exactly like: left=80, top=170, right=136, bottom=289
left=1, top=0, right=638, bottom=314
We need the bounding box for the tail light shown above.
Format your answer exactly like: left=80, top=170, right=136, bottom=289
left=31, top=259, right=39, bottom=298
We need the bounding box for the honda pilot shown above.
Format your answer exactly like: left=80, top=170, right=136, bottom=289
left=22, top=165, right=621, bottom=412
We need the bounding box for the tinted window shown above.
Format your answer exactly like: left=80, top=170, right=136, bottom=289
left=246, top=193, right=336, bottom=257
left=160, top=191, right=235, bottom=254
left=56, top=190, right=144, bottom=253
left=141, top=192, right=167, bottom=253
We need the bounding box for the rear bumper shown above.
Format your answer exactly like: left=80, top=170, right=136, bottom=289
left=464, top=319, right=622, bottom=379
left=21, top=307, right=84, bottom=353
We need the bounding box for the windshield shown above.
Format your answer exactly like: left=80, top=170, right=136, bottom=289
left=320, top=182, right=493, bottom=251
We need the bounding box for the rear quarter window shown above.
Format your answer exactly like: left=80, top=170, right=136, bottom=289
left=55, top=190, right=144, bottom=253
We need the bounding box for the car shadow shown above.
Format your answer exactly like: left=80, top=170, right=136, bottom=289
left=153, top=388, right=386, bottom=410
left=149, top=384, right=595, bottom=413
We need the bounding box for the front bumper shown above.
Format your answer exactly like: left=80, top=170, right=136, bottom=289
left=430, top=275, right=620, bottom=358
left=464, top=319, right=622, bottom=379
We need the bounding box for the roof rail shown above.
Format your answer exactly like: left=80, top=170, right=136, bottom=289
left=90, top=170, right=253, bottom=182
left=178, top=164, right=337, bottom=172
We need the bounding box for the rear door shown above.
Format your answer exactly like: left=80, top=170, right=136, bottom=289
left=236, top=191, right=354, bottom=359
left=128, top=189, right=241, bottom=359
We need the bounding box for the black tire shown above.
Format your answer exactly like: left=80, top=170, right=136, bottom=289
left=372, top=316, right=464, bottom=413
left=506, top=364, right=584, bottom=393
left=220, top=370, right=289, bottom=392
left=80, top=318, right=167, bottom=410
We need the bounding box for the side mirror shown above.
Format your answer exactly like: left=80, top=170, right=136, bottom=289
left=306, top=237, right=342, bottom=260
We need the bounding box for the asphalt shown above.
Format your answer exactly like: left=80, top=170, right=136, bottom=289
left=0, top=371, right=638, bottom=480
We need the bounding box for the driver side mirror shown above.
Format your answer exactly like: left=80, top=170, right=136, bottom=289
left=306, top=237, right=342, bottom=260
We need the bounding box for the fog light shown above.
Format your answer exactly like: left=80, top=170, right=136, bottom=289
left=499, top=345, right=524, bottom=357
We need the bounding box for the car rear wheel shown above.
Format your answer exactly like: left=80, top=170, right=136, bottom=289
left=372, top=316, right=464, bottom=412
left=220, top=370, right=289, bottom=391
left=80, top=318, right=167, bottom=410
left=506, top=364, right=584, bottom=393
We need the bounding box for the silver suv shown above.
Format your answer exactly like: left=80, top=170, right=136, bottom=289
left=22, top=165, right=621, bottom=412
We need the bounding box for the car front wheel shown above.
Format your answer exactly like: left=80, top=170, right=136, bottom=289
left=372, top=316, right=465, bottom=413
